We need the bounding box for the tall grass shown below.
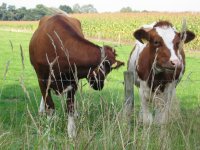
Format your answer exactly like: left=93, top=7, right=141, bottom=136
left=1, top=85, right=200, bottom=149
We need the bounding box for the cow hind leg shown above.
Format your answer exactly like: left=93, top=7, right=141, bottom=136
left=66, top=85, right=77, bottom=138
left=39, top=97, right=45, bottom=113
left=38, top=80, right=55, bottom=116
left=68, top=113, right=76, bottom=138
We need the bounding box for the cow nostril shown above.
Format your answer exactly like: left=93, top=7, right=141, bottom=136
left=170, top=61, right=175, bottom=66
left=170, top=59, right=180, bottom=67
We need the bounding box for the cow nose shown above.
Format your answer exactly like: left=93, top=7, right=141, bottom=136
left=170, top=59, right=180, bottom=67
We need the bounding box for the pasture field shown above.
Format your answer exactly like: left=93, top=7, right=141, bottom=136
left=0, top=13, right=200, bottom=149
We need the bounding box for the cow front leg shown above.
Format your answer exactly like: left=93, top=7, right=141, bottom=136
left=155, top=87, right=177, bottom=125
left=66, top=85, right=77, bottom=138
left=156, top=100, right=172, bottom=125
left=141, top=99, right=153, bottom=126
left=139, top=87, right=153, bottom=126
left=67, top=113, right=76, bottom=138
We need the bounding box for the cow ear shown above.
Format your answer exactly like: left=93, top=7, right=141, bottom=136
left=133, top=28, right=150, bottom=44
left=184, top=31, right=195, bottom=43
left=111, top=60, right=124, bottom=69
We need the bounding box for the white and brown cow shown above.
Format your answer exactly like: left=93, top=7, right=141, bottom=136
left=29, top=14, right=124, bottom=138
left=128, top=21, right=195, bottom=125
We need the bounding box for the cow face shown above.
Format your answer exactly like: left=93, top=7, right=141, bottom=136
left=134, top=21, right=195, bottom=74
left=88, top=46, right=124, bottom=90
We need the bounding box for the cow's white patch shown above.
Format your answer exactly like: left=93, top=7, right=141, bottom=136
left=39, top=97, right=45, bottom=113
left=155, top=26, right=179, bottom=62
left=68, top=115, right=76, bottom=138
left=128, top=41, right=146, bottom=86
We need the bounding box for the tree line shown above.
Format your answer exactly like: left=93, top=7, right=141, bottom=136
left=0, top=3, right=98, bottom=21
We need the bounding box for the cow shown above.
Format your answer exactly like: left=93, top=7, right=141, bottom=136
left=29, top=13, right=124, bottom=138
left=128, top=21, right=195, bottom=125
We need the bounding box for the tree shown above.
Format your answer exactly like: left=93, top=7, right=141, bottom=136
left=23, top=9, right=35, bottom=20
left=0, top=2, right=99, bottom=20
left=7, top=5, right=15, bottom=12
left=15, top=7, right=27, bottom=20
left=0, top=3, right=7, bottom=20
left=120, top=7, right=133, bottom=13
left=59, top=5, right=73, bottom=13
left=80, top=4, right=97, bottom=13
left=33, top=4, right=50, bottom=20
left=7, top=5, right=17, bottom=20
left=73, top=4, right=81, bottom=13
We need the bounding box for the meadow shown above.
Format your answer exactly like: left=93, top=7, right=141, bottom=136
left=0, top=12, right=200, bottom=149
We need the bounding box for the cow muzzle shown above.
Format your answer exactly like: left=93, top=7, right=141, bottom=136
left=88, top=79, right=104, bottom=90
left=162, top=59, right=182, bottom=72
left=170, top=59, right=181, bottom=68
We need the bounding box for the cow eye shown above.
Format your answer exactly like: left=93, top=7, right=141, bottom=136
left=153, top=40, right=161, bottom=47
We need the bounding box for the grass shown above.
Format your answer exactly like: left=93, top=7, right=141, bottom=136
left=0, top=29, right=200, bottom=149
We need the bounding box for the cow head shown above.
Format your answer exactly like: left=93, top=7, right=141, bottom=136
left=88, top=45, right=124, bottom=90
left=134, top=21, right=195, bottom=76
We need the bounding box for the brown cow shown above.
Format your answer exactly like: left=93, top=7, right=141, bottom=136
left=29, top=14, right=124, bottom=138
left=128, top=21, right=195, bottom=125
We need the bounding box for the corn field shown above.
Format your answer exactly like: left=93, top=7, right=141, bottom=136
left=0, top=12, right=200, bottom=50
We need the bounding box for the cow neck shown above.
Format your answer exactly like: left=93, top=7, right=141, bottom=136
left=71, top=36, right=106, bottom=70
left=100, top=47, right=106, bottom=63
left=93, top=47, right=106, bottom=73
left=71, top=36, right=102, bottom=66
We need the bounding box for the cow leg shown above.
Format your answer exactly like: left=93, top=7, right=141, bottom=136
left=158, top=98, right=173, bottom=125
left=154, top=104, right=168, bottom=125
left=139, top=87, right=153, bottom=126
left=38, top=80, right=55, bottom=116
left=66, top=85, right=77, bottom=138
left=141, top=99, right=153, bottom=126
left=39, top=97, right=45, bottom=113
left=155, top=83, right=178, bottom=125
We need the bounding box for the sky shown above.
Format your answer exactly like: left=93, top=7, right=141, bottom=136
left=0, top=0, right=199, bottom=12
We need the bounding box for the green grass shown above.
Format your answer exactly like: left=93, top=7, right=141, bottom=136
left=0, top=30, right=200, bottom=149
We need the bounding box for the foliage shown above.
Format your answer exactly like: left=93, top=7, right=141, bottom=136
left=0, top=3, right=53, bottom=21
left=59, top=5, right=73, bottom=14
left=120, top=7, right=133, bottom=13
left=72, top=3, right=81, bottom=13
left=0, top=2, right=98, bottom=21
left=80, top=4, right=97, bottom=13
left=72, top=3, right=98, bottom=13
